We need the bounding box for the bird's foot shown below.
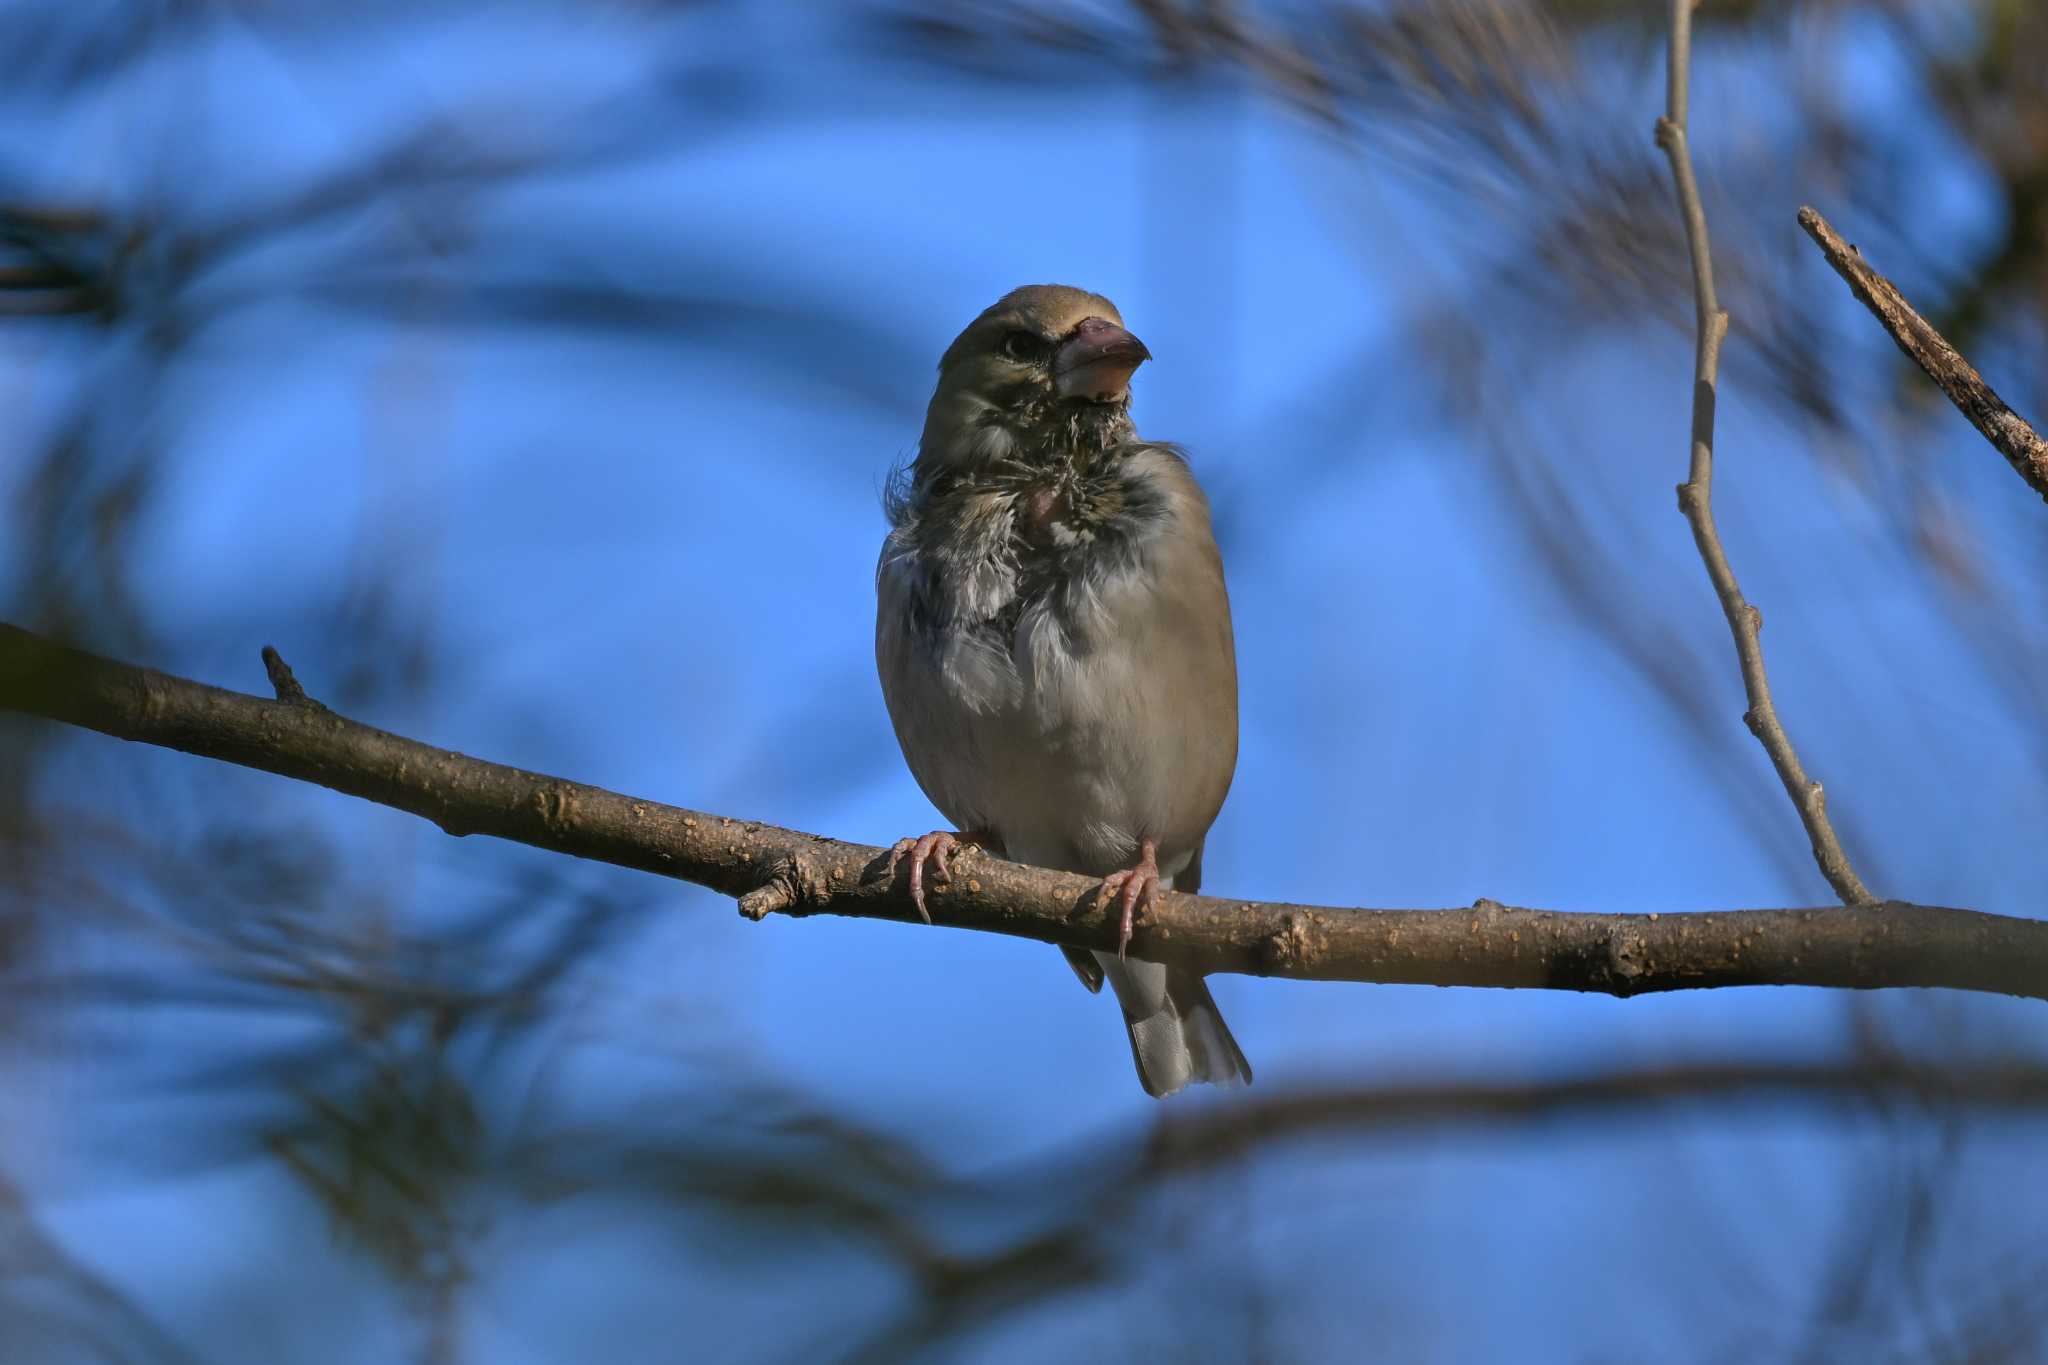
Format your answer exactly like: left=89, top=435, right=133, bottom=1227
left=888, top=829, right=991, bottom=924
left=1097, top=839, right=1161, bottom=962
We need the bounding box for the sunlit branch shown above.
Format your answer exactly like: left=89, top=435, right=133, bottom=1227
left=4, top=623, right=2041, bottom=1001
left=1798, top=204, right=2048, bottom=507
left=1654, top=0, right=1875, bottom=906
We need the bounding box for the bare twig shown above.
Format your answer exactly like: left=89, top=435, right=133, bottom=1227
left=5, top=623, right=2042, bottom=1000
left=1797, top=205, right=2048, bottom=507
left=260, top=643, right=324, bottom=708
left=1654, top=0, right=1875, bottom=906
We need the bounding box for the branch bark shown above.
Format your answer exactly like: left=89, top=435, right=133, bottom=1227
left=1797, top=204, right=2048, bottom=507
left=5, top=623, right=2043, bottom=1002
left=1655, top=0, right=1876, bottom=906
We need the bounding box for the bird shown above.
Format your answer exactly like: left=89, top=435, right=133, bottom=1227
left=875, top=284, right=1250, bottom=1098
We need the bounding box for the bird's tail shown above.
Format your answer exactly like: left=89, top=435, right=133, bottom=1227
left=1098, top=953, right=1252, bottom=1098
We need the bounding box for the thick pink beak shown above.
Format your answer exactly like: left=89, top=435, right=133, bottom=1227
left=1054, top=316, right=1150, bottom=402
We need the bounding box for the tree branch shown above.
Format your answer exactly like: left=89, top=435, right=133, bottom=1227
left=1797, top=204, right=2048, bottom=507
left=4, top=622, right=2043, bottom=1001
left=1655, top=0, right=1876, bottom=906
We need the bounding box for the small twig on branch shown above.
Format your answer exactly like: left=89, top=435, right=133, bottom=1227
left=4, top=623, right=2043, bottom=1000
left=1654, top=0, right=1875, bottom=907
left=260, top=644, right=324, bottom=708
left=1797, top=205, right=2048, bottom=507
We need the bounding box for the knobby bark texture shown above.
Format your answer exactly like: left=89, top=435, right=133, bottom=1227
left=4, top=623, right=2044, bottom=1002
left=1655, top=0, right=1876, bottom=906
left=1798, top=204, right=2048, bottom=507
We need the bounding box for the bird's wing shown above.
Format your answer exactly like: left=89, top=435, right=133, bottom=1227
left=1131, top=453, right=1239, bottom=862
left=1059, top=946, right=1105, bottom=993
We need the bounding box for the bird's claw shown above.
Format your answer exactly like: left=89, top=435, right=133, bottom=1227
left=1098, top=840, right=1162, bottom=962
left=889, top=830, right=980, bottom=924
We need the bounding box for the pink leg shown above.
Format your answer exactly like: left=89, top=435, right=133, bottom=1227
left=888, top=829, right=991, bottom=923
left=1097, top=838, right=1161, bottom=961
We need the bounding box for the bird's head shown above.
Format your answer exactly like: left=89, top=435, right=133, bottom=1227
left=918, top=284, right=1151, bottom=475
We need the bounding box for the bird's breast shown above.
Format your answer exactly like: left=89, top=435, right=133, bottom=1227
left=1017, top=476, right=1130, bottom=558
left=879, top=445, right=1235, bottom=871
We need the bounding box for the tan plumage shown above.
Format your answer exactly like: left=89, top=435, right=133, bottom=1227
left=876, top=285, right=1249, bottom=1097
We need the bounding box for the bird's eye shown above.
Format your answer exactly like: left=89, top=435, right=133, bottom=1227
left=1000, top=331, right=1045, bottom=363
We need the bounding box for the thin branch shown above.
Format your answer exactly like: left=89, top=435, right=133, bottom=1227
left=1797, top=204, right=2048, bottom=507
left=4, top=623, right=2042, bottom=1000
left=1654, top=0, right=1876, bottom=906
